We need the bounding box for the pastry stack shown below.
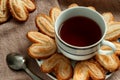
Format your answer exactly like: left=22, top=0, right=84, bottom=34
left=27, top=3, right=120, bottom=80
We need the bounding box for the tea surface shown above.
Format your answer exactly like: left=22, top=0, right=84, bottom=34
left=59, top=16, right=102, bottom=47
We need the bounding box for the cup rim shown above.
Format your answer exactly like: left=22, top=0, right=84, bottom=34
left=55, top=7, right=107, bottom=49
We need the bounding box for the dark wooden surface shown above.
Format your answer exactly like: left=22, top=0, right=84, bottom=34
left=1, top=0, right=120, bottom=80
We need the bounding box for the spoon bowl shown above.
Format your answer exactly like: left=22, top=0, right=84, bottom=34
left=6, top=53, right=42, bottom=80
left=6, top=53, right=26, bottom=70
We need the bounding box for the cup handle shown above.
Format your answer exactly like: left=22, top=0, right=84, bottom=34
left=98, top=40, right=116, bottom=55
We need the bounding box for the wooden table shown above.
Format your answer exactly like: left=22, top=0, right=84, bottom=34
left=1, top=0, right=120, bottom=80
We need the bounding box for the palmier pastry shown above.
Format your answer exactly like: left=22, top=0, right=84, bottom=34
left=105, top=22, right=120, bottom=41
left=27, top=31, right=56, bottom=59
left=41, top=53, right=73, bottom=80
left=68, top=3, right=96, bottom=11
left=22, top=0, right=36, bottom=12
left=36, top=7, right=61, bottom=38
left=73, top=60, right=105, bottom=80
left=0, top=0, right=10, bottom=24
left=95, top=53, right=119, bottom=72
left=102, top=12, right=120, bottom=41
left=87, top=6, right=96, bottom=11
left=68, top=3, right=79, bottom=8
left=8, top=0, right=36, bottom=21
left=35, top=14, right=55, bottom=37
left=102, top=12, right=114, bottom=25
left=49, top=7, right=61, bottom=23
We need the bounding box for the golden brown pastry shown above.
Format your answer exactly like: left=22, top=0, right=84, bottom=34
left=105, top=22, right=120, bottom=41
left=0, top=0, right=10, bottom=23
left=73, top=62, right=89, bottom=80
left=8, top=0, right=36, bottom=21
left=49, top=7, right=61, bottom=23
left=68, top=3, right=79, bottom=8
left=73, top=60, right=105, bottom=80
left=22, top=0, right=36, bottom=12
left=68, top=3, right=96, bottom=11
left=27, top=31, right=57, bottom=59
left=35, top=7, right=61, bottom=38
left=95, top=53, right=119, bottom=72
left=102, top=12, right=114, bottom=25
left=41, top=53, right=73, bottom=80
left=102, top=12, right=120, bottom=41
left=88, top=6, right=96, bottom=11
left=35, top=14, right=54, bottom=37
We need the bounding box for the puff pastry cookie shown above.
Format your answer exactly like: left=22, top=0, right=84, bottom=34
left=35, top=7, right=61, bottom=37
left=35, top=14, right=55, bottom=37
left=73, top=60, right=105, bottom=80
left=68, top=3, right=96, bottom=11
left=102, top=12, right=120, bottom=41
left=41, top=53, right=73, bottom=80
left=0, top=0, right=9, bottom=23
left=95, top=53, right=119, bottom=72
left=105, top=22, right=120, bottom=41
left=102, top=12, right=114, bottom=25
left=50, top=7, right=61, bottom=23
left=27, top=31, right=57, bottom=59
left=68, top=3, right=79, bottom=8
left=8, top=0, right=36, bottom=21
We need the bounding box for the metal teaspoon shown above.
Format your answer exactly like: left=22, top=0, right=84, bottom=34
left=6, top=53, right=42, bottom=80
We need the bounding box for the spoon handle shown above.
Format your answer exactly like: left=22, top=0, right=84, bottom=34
left=25, top=68, right=42, bottom=80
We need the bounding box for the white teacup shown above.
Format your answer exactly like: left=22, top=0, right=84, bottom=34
left=55, top=7, right=116, bottom=60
